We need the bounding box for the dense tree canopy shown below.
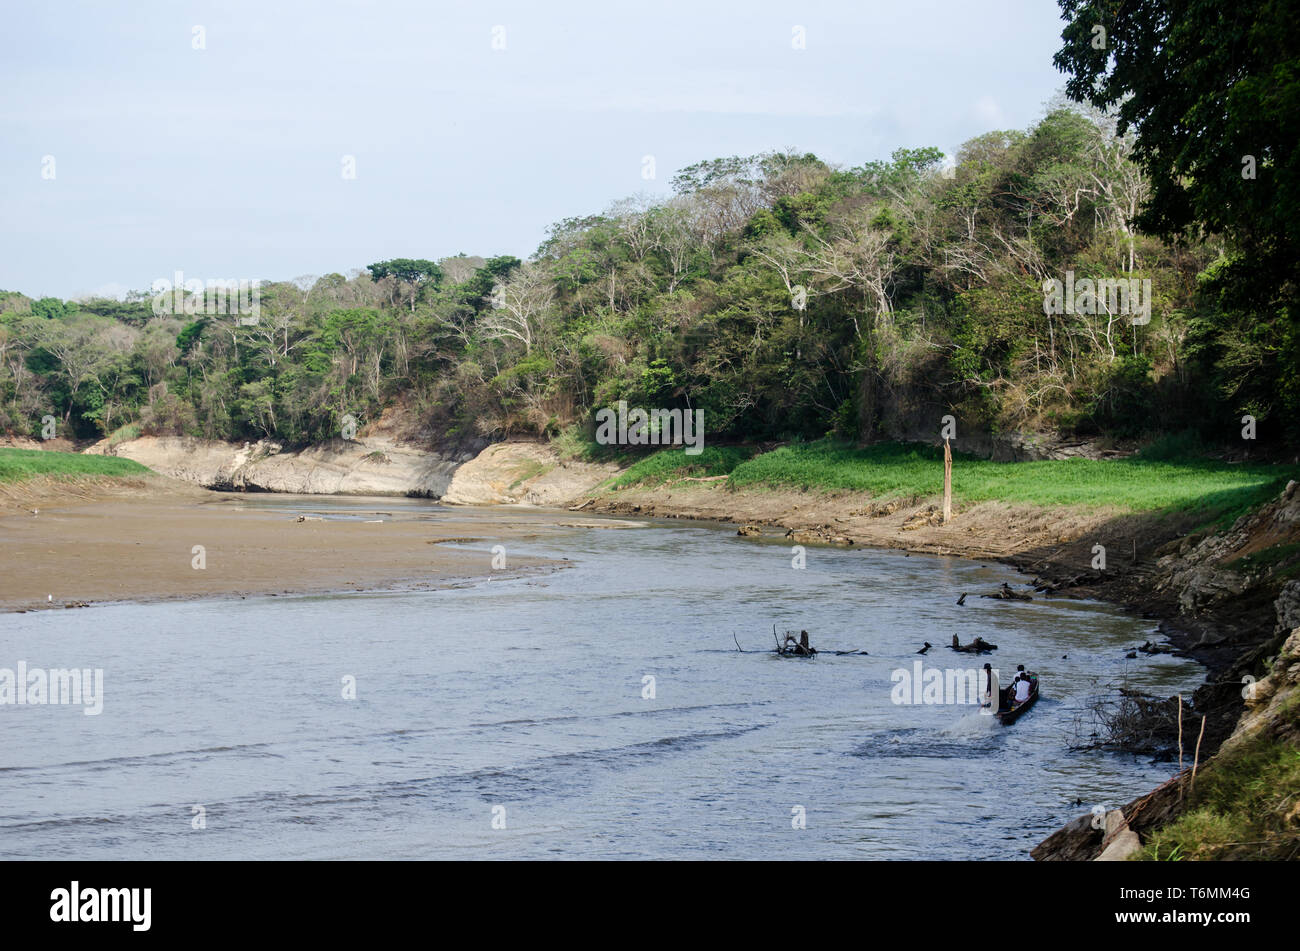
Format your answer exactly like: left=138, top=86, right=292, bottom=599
left=1055, top=0, right=1300, bottom=439
left=0, top=104, right=1292, bottom=451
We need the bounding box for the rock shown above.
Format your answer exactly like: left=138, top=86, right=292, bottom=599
left=736, top=525, right=763, bottom=537
left=1031, top=812, right=1101, bottom=862
left=1096, top=830, right=1142, bottom=861
left=88, top=435, right=469, bottom=497
left=443, top=441, right=618, bottom=506
left=1101, top=808, right=1127, bottom=841
left=1275, top=581, right=1300, bottom=635
left=1176, top=566, right=1247, bottom=615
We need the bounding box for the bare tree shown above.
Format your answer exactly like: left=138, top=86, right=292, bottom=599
left=480, top=261, right=555, bottom=353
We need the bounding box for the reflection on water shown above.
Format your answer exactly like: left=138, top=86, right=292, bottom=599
left=0, top=497, right=1202, bottom=859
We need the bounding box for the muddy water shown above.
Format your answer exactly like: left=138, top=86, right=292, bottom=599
left=0, top=497, right=1201, bottom=859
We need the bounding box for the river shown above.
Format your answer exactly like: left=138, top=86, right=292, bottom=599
left=0, top=496, right=1202, bottom=859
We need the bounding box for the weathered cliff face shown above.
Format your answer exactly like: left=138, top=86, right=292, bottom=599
left=85, top=435, right=472, bottom=497
left=440, top=441, right=620, bottom=506
left=1153, top=481, right=1300, bottom=617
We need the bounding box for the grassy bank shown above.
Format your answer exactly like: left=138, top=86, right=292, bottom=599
left=1139, top=726, right=1300, bottom=861
left=599, top=439, right=1296, bottom=519
left=0, top=447, right=150, bottom=482
left=605, top=446, right=756, bottom=490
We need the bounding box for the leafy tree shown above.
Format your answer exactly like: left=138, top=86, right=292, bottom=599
left=31, top=297, right=69, bottom=321
left=366, top=259, right=443, bottom=311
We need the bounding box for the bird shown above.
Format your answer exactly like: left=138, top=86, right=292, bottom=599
left=47, top=594, right=52, bottom=603
left=917, top=642, right=932, bottom=655
left=956, top=593, right=967, bottom=605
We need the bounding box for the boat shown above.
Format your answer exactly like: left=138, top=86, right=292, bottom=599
left=996, top=673, right=1039, bottom=723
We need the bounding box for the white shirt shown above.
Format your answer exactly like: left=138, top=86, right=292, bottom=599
left=1014, top=677, right=1032, bottom=703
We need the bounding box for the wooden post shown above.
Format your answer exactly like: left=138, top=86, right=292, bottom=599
left=1177, top=695, right=1184, bottom=774
left=943, top=438, right=953, bottom=524
left=1191, top=715, right=1207, bottom=792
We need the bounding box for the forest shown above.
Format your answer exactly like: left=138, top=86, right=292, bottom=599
left=2, top=0, right=1295, bottom=456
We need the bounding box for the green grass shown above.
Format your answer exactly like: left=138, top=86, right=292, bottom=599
left=723, top=439, right=1296, bottom=515
left=103, top=422, right=141, bottom=448
left=0, top=447, right=151, bottom=482
left=606, top=446, right=756, bottom=490
left=551, top=425, right=625, bottom=463
left=1138, top=730, right=1300, bottom=861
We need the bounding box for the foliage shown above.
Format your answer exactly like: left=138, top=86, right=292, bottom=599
left=1138, top=732, right=1300, bottom=861
left=1054, top=0, right=1300, bottom=442
left=1, top=91, right=1294, bottom=457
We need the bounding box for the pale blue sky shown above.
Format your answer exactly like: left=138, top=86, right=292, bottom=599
left=1, top=0, right=1069, bottom=299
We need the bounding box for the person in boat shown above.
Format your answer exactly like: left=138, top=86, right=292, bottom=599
left=981, top=663, right=996, bottom=709
left=1010, top=670, right=1033, bottom=707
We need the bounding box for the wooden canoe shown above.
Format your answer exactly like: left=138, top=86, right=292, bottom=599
left=996, top=674, right=1039, bottom=724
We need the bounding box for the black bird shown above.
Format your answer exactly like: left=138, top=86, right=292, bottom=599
left=917, top=642, right=932, bottom=655
left=956, top=593, right=967, bottom=606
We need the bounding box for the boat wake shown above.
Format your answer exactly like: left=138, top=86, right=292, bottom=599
left=939, top=711, right=1000, bottom=737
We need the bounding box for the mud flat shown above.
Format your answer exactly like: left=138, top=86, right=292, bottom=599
left=0, top=478, right=557, bottom=612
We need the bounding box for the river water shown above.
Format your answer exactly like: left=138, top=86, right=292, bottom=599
left=0, top=496, right=1201, bottom=859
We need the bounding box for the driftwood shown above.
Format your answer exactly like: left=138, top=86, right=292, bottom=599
left=1068, top=687, right=1194, bottom=755
left=950, top=634, right=998, bottom=654
left=1137, top=640, right=1178, bottom=656
left=980, top=582, right=1032, bottom=602
left=729, top=628, right=867, bottom=657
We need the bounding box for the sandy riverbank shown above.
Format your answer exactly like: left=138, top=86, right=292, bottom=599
left=0, top=477, right=558, bottom=612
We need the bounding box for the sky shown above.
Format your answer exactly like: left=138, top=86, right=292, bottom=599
left=0, top=0, right=1070, bottom=300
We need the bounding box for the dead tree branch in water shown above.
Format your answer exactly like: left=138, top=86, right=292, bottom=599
left=1068, top=685, right=1195, bottom=756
